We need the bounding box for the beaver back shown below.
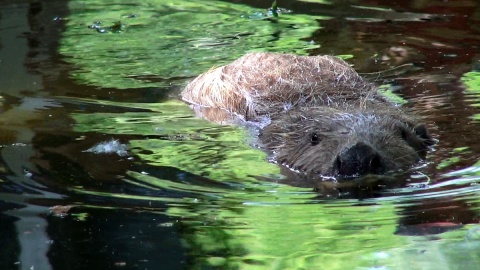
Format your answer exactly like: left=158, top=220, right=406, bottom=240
left=181, top=52, right=379, bottom=120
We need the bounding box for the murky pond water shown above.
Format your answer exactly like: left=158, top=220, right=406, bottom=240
left=1, top=0, right=480, bottom=269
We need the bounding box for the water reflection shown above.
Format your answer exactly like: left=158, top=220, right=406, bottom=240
left=1, top=0, right=480, bottom=269
left=0, top=3, right=67, bottom=269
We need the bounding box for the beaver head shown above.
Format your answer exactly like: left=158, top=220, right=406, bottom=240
left=181, top=52, right=435, bottom=179
left=261, top=106, right=434, bottom=178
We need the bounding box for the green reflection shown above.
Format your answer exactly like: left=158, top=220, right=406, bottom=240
left=61, top=0, right=325, bottom=89
left=168, top=198, right=480, bottom=269
left=131, top=139, right=280, bottom=182
left=378, top=84, right=408, bottom=105
left=462, top=71, right=480, bottom=95
left=437, top=147, right=471, bottom=170
left=71, top=99, right=280, bottom=182
left=72, top=100, right=214, bottom=135
left=173, top=201, right=405, bottom=269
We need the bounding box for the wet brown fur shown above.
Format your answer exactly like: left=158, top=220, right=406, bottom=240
left=182, top=52, right=379, bottom=119
left=181, top=52, right=433, bottom=177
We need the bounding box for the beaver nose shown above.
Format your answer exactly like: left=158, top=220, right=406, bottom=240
left=336, top=142, right=382, bottom=177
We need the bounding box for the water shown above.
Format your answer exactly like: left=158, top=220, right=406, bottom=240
left=1, top=0, right=480, bottom=269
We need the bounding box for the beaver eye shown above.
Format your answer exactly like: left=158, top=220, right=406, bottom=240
left=414, top=124, right=435, bottom=146
left=310, top=132, right=321, bottom=146
left=414, top=125, right=429, bottom=139
left=400, top=128, right=408, bottom=141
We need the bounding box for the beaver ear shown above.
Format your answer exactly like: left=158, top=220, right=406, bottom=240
left=414, top=124, right=435, bottom=146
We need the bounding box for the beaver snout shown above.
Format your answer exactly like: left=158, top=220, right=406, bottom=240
left=336, top=142, right=384, bottom=177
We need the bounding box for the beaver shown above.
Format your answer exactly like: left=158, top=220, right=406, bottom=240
left=181, top=52, right=434, bottom=178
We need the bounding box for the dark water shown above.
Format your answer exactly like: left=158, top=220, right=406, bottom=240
left=1, top=0, right=480, bottom=269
